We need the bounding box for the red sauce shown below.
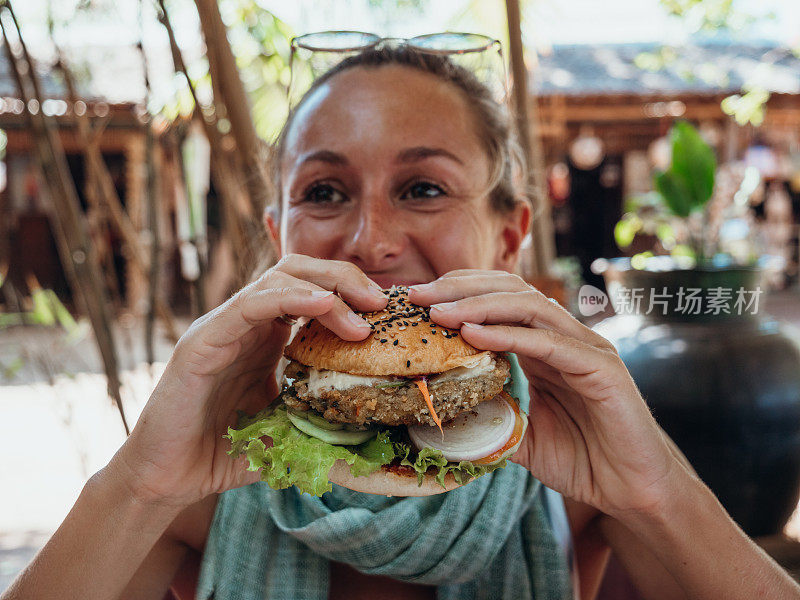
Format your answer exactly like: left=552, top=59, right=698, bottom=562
left=383, top=463, right=417, bottom=476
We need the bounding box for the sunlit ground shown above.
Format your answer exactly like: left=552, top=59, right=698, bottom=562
left=0, top=318, right=181, bottom=591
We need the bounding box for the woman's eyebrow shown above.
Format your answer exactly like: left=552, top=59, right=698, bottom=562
left=295, top=146, right=464, bottom=168
left=297, top=149, right=349, bottom=167
left=395, top=146, right=464, bottom=165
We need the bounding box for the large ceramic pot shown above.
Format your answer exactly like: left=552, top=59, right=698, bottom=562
left=594, top=259, right=800, bottom=537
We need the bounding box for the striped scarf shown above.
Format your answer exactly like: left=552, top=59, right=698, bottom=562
left=197, top=355, right=574, bottom=600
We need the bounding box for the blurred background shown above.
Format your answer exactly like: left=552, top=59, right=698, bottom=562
left=1, top=0, right=800, bottom=597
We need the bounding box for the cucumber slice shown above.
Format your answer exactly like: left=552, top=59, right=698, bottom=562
left=307, top=412, right=344, bottom=431
left=287, top=412, right=377, bottom=445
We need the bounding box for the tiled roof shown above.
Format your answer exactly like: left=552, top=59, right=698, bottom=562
left=532, top=42, right=800, bottom=96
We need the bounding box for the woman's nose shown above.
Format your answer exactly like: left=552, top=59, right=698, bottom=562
left=341, top=201, right=405, bottom=270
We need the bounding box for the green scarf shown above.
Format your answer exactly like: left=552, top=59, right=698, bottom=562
left=197, top=355, right=573, bottom=600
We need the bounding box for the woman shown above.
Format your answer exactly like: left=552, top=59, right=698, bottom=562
left=4, top=44, right=799, bottom=600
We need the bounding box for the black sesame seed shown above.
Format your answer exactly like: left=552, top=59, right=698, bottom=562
left=422, top=339, right=428, bottom=344
left=393, top=340, right=398, bottom=346
left=380, top=339, right=387, bottom=343
left=411, top=323, right=418, bottom=327
left=431, top=330, right=436, bottom=335
left=406, top=360, right=411, bottom=368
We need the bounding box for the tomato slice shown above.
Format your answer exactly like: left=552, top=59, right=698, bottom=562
left=474, top=392, right=525, bottom=465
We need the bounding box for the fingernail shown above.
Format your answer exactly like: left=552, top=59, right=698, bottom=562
left=311, top=290, right=334, bottom=298
left=409, top=283, right=432, bottom=293
left=347, top=311, right=372, bottom=328
left=462, top=322, right=483, bottom=329
left=431, top=302, right=455, bottom=312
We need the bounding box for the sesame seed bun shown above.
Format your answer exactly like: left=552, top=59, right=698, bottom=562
left=285, top=286, right=483, bottom=376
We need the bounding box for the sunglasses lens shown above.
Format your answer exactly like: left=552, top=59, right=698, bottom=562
left=408, top=32, right=495, bottom=54
left=289, top=32, right=379, bottom=109
left=292, top=31, right=381, bottom=52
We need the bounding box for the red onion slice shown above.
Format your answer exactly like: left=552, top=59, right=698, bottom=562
left=407, top=394, right=516, bottom=462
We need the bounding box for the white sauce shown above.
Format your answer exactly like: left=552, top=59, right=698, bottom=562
left=299, top=351, right=496, bottom=394
left=430, top=352, right=495, bottom=383
left=306, top=370, right=394, bottom=395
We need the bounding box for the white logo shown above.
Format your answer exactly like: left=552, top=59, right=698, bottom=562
left=578, top=284, right=609, bottom=316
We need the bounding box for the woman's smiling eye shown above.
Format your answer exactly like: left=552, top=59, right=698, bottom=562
left=401, top=181, right=446, bottom=201
left=303, top=183, right=347, bottom=204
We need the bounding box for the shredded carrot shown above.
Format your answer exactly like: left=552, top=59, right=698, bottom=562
left=415, top=377, right=443, bottom=435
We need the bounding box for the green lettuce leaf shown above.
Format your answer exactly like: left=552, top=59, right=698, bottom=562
left=396, top=443, right=506, bottom=487
left=226, top=405, right=395, bottom=496
left=227, top=403, right=510, bottom=497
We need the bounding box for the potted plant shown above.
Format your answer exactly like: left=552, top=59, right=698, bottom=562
left=593, top=121, right=800, bottom=537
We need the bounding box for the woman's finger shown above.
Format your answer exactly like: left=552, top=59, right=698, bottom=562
left=408, top=272, right=529, bottom=305
left=438, top=269, right=511, bottom=279
left=458, top=322, right=628, bottom=396
left=273, top=254, right=388, bottom=312
left=428, top=290, right=613, bottom=349
left=195, top=287, right=337, bottom=350
left=263, top=271, right=376, bottom=341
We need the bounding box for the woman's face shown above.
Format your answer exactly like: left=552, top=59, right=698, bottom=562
left=278, top=64, right=528, bottom=288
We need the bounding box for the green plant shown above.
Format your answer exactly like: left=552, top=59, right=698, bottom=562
left=615, top=121, right=764, bottom=270
left=654, top=121, right=717, bottom=262
left=654, top=121, right=717, bottom=219
left=0, top=285, right=85, bottom=381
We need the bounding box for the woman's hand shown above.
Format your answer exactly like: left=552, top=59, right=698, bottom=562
left=410, top=271, right=687, bottom=520
left=111, top=255, right=388, bottom=509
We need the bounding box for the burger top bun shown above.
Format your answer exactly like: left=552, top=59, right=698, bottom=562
left=328, top=459, right=467, bottom=497
left=285, top=286, right=484, bottom=377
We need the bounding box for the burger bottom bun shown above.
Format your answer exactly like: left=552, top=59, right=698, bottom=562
left=328, top=460, right=472, bottom=497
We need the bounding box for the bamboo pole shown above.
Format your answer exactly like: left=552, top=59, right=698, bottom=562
left=136, top=5, right=162, bottom=362
left=157, top=0, right=273, bottom=288
left=80, top=149, right=125, bottom=311
left=505, top=0, right=555, bottom=278
left=192, top=0, right=270, bottom=218
left=0, top=0, right=130, bottom=435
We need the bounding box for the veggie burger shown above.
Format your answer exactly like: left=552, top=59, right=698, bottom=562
left=227, top=286, right=526, bottom=497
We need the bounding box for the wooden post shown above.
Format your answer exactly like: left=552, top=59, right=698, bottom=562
left=505, top=0, right=555, bottom=279
left=50, top=51, right=180, bottom=343
left=1, top=1, right=130, bottom=434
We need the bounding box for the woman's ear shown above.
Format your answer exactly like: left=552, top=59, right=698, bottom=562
left=497, top=200, right=532, bottom=270
left=263, top=207, right=282, bottom=255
